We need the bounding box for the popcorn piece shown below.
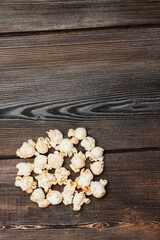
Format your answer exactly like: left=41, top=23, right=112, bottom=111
left=86, top=146, right=104, bottom=162
left=16, top=162, right=34, bottom=176
left=55, top=167, right=70, bottom=185
left=55, top=139, right=77, bottom=157
left=28, top=139, right=36, bottom=147
left=75, top=169, right=93, bottom=195
left=38, top=199, right=50, bottom=208
left=16, top=141, right=36, bottom=159
left=68, top=127, right=87, bottom=140
left=90, top=179, right=108, bottom=198
left=62, top=179, right=76, bottom=205
left=46, top=129, right=63, bottom=148
left=47, top=190, right=62, bottom=205
left=73, top=191, right=90, bottom=211
left=15, top=176, right=37, bottom=193
left=70, top=136, right=79, bottom=145
left=81, top=137, right=95, bottom=151
left=35, top=170, right=57, bottom=192
left=30, top=188, right=50, bottom=208
left=30, top=188, right=45, bottom=202
left=35, top=137, right=49, bottom=154
left=70, top=151, right=86, bottom=173
left=48, top=151, right=64, bottom=169
left=34, top=155, right=48, bottom=174
left=90, top=161, right=104, bottom=175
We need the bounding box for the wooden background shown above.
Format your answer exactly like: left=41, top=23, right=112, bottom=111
left=0, top=1, right=160, bottom=239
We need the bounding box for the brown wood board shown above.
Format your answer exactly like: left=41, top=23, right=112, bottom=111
left=0, top=151, right=160, bottom=239
left=0, top=1, right=160, bottom=33
left=0, top=7, right=160, bottom=239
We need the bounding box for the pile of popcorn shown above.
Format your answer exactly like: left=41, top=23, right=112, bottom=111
left=15, top=128, right=107, bottom=211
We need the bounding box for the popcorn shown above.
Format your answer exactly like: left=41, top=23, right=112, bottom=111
left=48, top=151, right=64, bottom=169
left=86, top=147, right=104, bottom=162
left=73, top=191, right=90, bottom=211
left=46, top=129, right=63, bottom=148
left=30, top=188, right=45, bottom=202
left=38, top=199, right=50, bottom=208
left=55, top=139, right=77, bottom=157
left=68, top=127, right=87, bottom=140
left=16, top=141, right=36, bottom=159
left=35, top=137, right=49, bottom=154
left=46, top=190, right=62, bottom=205
left=16, top=162, right=34, bottom=176
left=81, top=137, right=95, bottom=151
left=55, top=167, right=70, bottom=185
left=90, top=179, right=108, bottom=198
left=75, top=169, right=93, bottom=195
left=15, top=176, right=37, bottom=193
left=90, top=161, right=104, bottom=175
left=15, top=127, right=107, bottom=211
left=34, top=155, right=48, bottom=174
left=35, top=170, right=57, bottom=192
left=70, top=151, right=86, bottom=173
left=30, top=188, right=50, bottom=208
left=62, top=179, right=76, bottom=205
left=70, top=136, right=79, bottom=145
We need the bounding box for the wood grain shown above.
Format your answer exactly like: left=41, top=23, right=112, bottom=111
left=0, top=27, right=160, bottom=156
left=0, top=151, right=160, bottom=239
left=0, top=1, right=160, bottom=33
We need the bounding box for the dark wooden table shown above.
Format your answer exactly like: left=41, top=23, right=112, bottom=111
left=0, top=1, right=160, bottom=239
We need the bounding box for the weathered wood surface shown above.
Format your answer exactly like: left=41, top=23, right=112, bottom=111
left=0, top=151, right=160, bottom=240
left=0, top=1, right=160, bottom=33
left=0, top=27, right=160, bottom=157
left=0, top=2, right=160, bottom=238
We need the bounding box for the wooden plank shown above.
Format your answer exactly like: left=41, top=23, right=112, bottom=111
left=0, top=27, right=160, bottom=155
left=0, top=151, right=160, bottom=239
left=0, top=120, right=160, bottom=157
left=0, top=1, right=160, bottom=33
left=0, top=224, right=160, bottom=240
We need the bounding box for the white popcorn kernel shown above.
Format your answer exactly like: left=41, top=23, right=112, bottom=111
left=16, top=162, right=34, bottom=176
left=62, top=179, right=76, bottom=205
left=46, top=129, right=63, bottom=148
left=86, top=146, right=104, bottom=162
left=55, top=139, right=75, bottom=157
left=70, top=151, right=86, bottom=173
left=35, top=137, right=49, bottom=154
left=90, top=161, right=104, bottom=175
left=48, top=151, right=64, bottom=169
left=16, top=141, right=36, bottom=159
left=28, top=139, right=36, bottom=147
left=46, top=190, right=62, bottom=205
left=75, top=169, right=93, bottom=195
left=68, top=129, right=75, bottom=138
left=70, top=136, right=79, bottom=145
left=35, top=170, right=57, bottom=192
left=38, top=199, right=50, bottom=208
left=15, top=176, right=37, bottom=193
left=30, top=188, right=50, bottom=208
left=90, top=179, right=108, bottom=198
left=34, top=155, right=48, bottom=174
left=30, top=188, right=45, bottom=203
left=55, top=167, right=70, bottom=185
left=73, top=191, right=90, bottom=211
left=68, top=127, right=87, bottom=140
left=81, top=137, right=95, bottom=151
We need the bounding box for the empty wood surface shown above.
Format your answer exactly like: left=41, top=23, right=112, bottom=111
left=0, top=1, right=160, bottom=33
left=0, top=1, right=160, bottom=239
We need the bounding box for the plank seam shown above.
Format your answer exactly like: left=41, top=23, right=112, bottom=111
left=0, top=23, right=160, bottom=38
left=0, top=147, right=159, bottom=160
